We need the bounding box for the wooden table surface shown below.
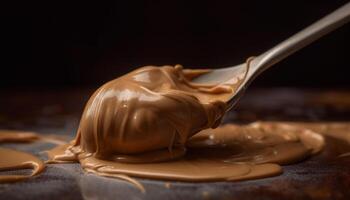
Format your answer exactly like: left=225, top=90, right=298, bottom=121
left=0, top=88, right=350, bottom=200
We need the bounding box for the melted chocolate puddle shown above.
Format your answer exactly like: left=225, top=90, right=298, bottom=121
left=47, top=122, right=324, bottom=182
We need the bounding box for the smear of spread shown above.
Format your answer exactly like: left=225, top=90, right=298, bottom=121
left=0, top=130, right=70, bottom=183
left=0, top=130, right=40, bottom=143
left=0, top=130, right=67, bottom=145
left=0, top=147, right=45, bottom=183
left=0, top=131, right=45, bottom=183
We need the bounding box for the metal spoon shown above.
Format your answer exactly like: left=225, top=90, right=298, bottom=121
left=192, top=2, right=350, bottom=111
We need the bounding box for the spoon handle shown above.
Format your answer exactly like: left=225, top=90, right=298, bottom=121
left=255, top=2, right=350, bottom=73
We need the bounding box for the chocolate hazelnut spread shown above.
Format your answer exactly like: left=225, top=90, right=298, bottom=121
left=0, top=131, right=45, bottom=183
left=47, top=122, right=324, bottom=182
left=0, top=130, right=68, bottom=183
left=0, top=147, right=45, bottom=183
left=2, top=65, right=349, bottom=187
left=44, top=65, right=324, bottom=182
left=67, top=65, right=236, bottom=163
left=0, top=130, right=40, bottom=143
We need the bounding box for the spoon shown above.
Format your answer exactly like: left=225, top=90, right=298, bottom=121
left=192, top=2, right=350, bottom=111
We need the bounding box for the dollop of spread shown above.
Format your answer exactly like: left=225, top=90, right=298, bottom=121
left=72, top=65, right=235, bottom=162
left=44, top=64, right=327, bottom=183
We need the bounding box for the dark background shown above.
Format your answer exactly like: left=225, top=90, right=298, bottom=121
left=1, top=1, right=349, bottom=89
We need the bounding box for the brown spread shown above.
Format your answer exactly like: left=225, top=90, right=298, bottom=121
left=44, top=64, right=325, bottom=182
left=0, top=131, right=45, bottom=183
left=0, top=147, right=45, bottom=183
left=67, top=65, right=238, bottom=163
left=1, top=64, right=349, bottom=187
left=47, top=122, right=324, bottom=182
left=0, top=130, right=40, bottom=143
left=0, top=130, right=69, bottom=183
